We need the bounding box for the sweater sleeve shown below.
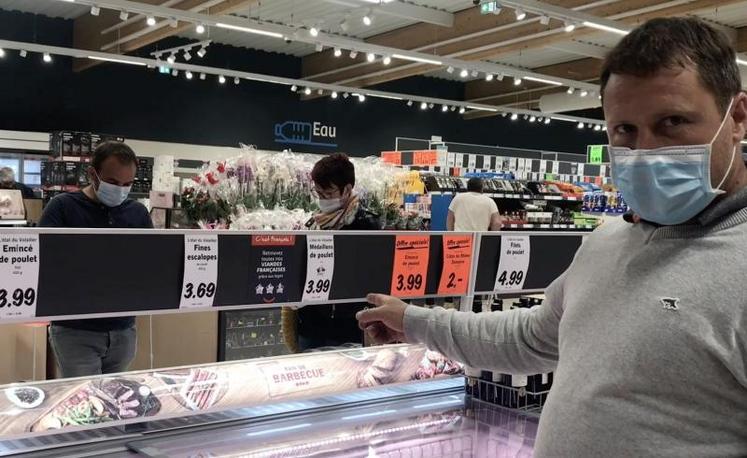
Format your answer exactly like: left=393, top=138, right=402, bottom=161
left=39, top=196, right=65, bottom=227
left=403, top=271, right=566, bottom=374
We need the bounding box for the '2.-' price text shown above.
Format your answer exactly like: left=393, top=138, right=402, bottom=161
left=395, top=274, right=423, bottom=292
left=305, top=279, right=331, bottom=295
left=183, top=282, right=216, bottom=299
left=0, top=288, right=36, bottom=307
left=496, top=270, right=524, bottom=287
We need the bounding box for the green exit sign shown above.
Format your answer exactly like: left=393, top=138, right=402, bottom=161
left=587, top=145, right=605, bottom=164
left=480, top=1, right=499, bottom=14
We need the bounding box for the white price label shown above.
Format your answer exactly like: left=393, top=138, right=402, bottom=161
left=511, top=374, right=528, bottom=387
left=578, top=163, right=586, bottom=177
left=494, top=235, right=530, bottom=292
left=541, top=373, right=550, bottom=384
left=302, top=235, right=335, bottom=302
left=467, top=154, right=477, bottom=169
left=447, top=153, right=456, bottom=167
left=552, top=161, right=560, bottom=174
left=180, top=234, right=218, bottom=309
left=539, top=160, right=547, bottom=174
left=518, top=158, right=526, bottom=172
left=0, top=234, right=39, bottom=320
left=600, top=164, right=608, bottom=177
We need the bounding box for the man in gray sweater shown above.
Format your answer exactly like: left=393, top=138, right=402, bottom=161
left=357, top=18, right=747, bottom=457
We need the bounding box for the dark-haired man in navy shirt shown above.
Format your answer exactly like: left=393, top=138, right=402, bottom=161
left=40, top=141, right=152, bottom=377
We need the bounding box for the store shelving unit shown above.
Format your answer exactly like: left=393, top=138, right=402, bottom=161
left=218, top=308, right=289, bottom=361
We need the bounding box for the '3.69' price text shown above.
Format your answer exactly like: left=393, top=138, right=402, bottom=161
left=183, top=282, right=216, bottom=299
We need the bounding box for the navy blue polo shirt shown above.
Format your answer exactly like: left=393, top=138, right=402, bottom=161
left=39, top=191, right=153, bottom=331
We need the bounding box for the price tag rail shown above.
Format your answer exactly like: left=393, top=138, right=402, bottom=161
left=0, top=228, right=588, bottom=324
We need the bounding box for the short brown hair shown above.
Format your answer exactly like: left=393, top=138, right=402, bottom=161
left=600, top=17, right=741, bottom=113
left=92, top=141, right=138, bottom=171
left=311, top=153, right=355, bottom=190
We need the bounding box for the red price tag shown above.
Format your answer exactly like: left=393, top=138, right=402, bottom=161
left=437, top=235, right=473, bottom=295
left=390, top=235, right=430, bottom=297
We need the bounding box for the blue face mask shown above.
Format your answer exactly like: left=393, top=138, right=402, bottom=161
left=94, top=172, right=131, bottom=207
left=609, top=99, right=737, bottom=226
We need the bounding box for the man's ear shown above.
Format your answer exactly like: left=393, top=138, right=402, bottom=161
left=730, top=92, right=747, bottom=144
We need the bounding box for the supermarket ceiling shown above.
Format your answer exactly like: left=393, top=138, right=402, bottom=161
left=4, top=0, right=747, bottom=119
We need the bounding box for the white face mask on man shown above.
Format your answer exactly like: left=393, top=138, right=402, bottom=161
left=94, top=172, right=131, bottom=207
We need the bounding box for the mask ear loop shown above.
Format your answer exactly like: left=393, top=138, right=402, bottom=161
left=713, top=98, right=738, bottom=191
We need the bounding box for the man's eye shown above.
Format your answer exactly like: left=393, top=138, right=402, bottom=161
left=614, top=124, right=634, bottom=135
left=662, top=116, right=688, bottom=128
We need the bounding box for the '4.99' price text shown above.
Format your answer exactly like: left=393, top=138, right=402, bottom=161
left=496, top=270, right=524, bottom=287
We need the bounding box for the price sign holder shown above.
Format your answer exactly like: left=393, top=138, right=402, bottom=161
left=180, top=234, right=218, bottom=309
left=0, top=233, right=39, bottom=319
left=437, top=235, right=473, bottom=296
left=302, top=235, right=335, bottom=302
left=390, top=235, right=430, bottom=297
left=494, top=235, right=530, bottom=291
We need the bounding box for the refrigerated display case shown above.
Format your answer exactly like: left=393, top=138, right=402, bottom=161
left=218, top=308, right=289, bottom=361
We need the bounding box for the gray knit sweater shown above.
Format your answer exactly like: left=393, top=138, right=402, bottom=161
left=405, top=188, right=747, bottom=457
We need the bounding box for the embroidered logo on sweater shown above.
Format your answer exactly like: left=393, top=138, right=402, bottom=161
left=660, top=297, right=680, bottom=311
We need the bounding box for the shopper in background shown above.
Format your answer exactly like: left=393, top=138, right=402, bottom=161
left=357, top=17, right=747, bottom=457
left=447, top=177, right=502, bottom=231
left=282, top=153, right=379, bottom=352
left=0, top=167, right=34, bottom=198
left=40, top=141, right=152, bottom=378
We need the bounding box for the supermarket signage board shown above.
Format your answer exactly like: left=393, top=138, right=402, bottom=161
left=180, top=234, right=218, bottom=309
left=249, top=235, right=301, bottom=304
left=0, top=233, right=39, bottom=319
left=390, top=235, right=430, bottom=297
left=437, top=235, right=473, bottom=295
left=587, top=145, right=605, bottom=164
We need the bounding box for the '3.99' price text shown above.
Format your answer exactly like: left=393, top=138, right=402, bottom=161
left=0, top=288, right=35, bottom=307
left=305, top=279, right=331, bottom=295
left=395, top=274, right=423, bottom=292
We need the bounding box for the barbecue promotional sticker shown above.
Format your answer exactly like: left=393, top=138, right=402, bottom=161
left=437, top=235, right=473, bottom=296
left=249, top=235, right=301, bottom=304
left=0, top=233, right=39, bottom=320
left=390, top=235, right=430, bottom=297
left=180, top=234, right=218, bottom=309
left=302, top=235, right=334, bottom=303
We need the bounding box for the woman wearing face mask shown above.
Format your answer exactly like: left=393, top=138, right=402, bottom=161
left=282, top=153, right=379, bottom=352
left=39, top=141, right=153, bottom=378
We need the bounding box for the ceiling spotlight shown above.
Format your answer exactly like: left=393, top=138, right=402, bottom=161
left=485, top=73, right=494, bottom=81
left=317, top=89, right=324, bottom=95
left=183, top=50, right=192, bottom=61
left=471, top=70, right=479, bottom=77
left=564, top=21, right=576, bottom=32
left=442, top=105, right=449, bottom=112
left=407, top=100, right=413, bottom=106
left=340, top=19, right=350, bottom=32
left=459, top=107, right=466, bottom=114
left=343, top=92, right=350, bottom=98
left=199, top=72, right=206, bottom=80
left=358, top=94, right=366, bottom=102
left=304, top=87, right=312, bottom=95
left=315, top=43, right=324, bottom=52
left=594, top=124, right=602, bottom=131
left=331, top=91, right=338, bottom=99
left=383, top=55, right=391, bottom=65
left=42, top=53, right=52, bottom=63
left=514, top=77, right=522, bottom=86
left=496, top=73, right=504, bottom=81
left=523, top=115, right=529, bottom=120
left=90, top=5, right=100, bottom=16
left=447, top=66, right=455, bottom=74
left=119, top=10, right=129, bottom=21
left=366, top=52, right=376, bottom=62
left=363, top=14, right=373, bottom=26
left=540, top=15, right=550, bottom=25
left=334, top=47, right=342, bottom=57
left=515, top=8, right=526, bottom=21
left=146, top=16, right=156, bottom=26
left=169, top=17, right=178, bottom=28
left=566, top=87, right=574, bottom=95
left=0, top=48, right=4, bottom=58
left=511, top=113, right=519, bottom=121
left=197, top=47, right=207, bottom=58
left=580, top=90, right=589, bottom=97
left=19, top=49, right=26, bottom=58
left=171, top=69, right=178, bottom=76
left=234, top=77, right=240, bottom=85
left=309, top=26, right=319, bottom=37
left=459, top=69, right=469, bottom=78
left=450, top=106, right=456, bottom=111
left=530, top=116, right=536, bottom=122
left=219, top=75, right=226, bottom=84
left=185, top=71, right=193, bottom=80
left=429, top=103, right=434, bottom=109
left=577, top=122, right=585, bottom=129
left=544, top=117, right=551, bottom=124
left=420, top=102, right=428, bottom=110
left=196, top=24, right=205, bottom=34
left=291, top=85, right=298, bottom=92
left=349, top=50, right=358, bottom=59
